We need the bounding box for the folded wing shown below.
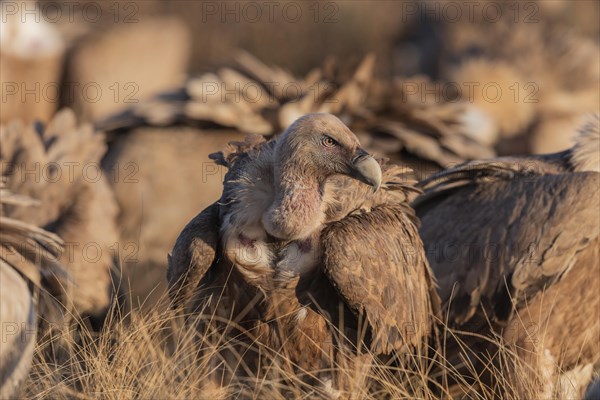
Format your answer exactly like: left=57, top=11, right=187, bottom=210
left=321, top=204, right=439, bottom=354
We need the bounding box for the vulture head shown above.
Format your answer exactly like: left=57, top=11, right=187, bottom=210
left=263, top=113, right=382, bottom=240
left=273, top=113, right=382, bottom=189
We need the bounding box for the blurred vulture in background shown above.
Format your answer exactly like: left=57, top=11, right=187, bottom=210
left=396, top=1, right=600, bottom=155
left=1, top=109, right=119, bottom=322
left=0, top=185, right=66, bottom=399
left=168, top=114, right=440, bottom=394
left=99, top=51, right=377, bottom=134
left=445, top=21, right=599, bottom=155
left=356, top=75, right=496, bottom=177
left=414, top=115, right=600, bottom=398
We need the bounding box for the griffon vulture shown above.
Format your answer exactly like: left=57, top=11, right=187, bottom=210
left=414, top=115, right=600, bottom=398
left=168, top=113, right=440, bottom=392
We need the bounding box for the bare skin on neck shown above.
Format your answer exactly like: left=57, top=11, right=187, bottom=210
left=263, top=163, right=326, bottom=241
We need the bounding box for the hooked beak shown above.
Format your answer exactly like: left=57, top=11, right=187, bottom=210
left=349, top=149, right=382, bottom=192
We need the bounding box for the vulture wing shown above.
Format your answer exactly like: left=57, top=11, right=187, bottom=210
left=167, top=202, right=220, bottom=310
left=321, top=203, right=438, bottom=354
left=416, top=153, right=570, bottom=200
left=415, top=160, right=600, bottom=325
left=0, top=184, right=66, bottom=295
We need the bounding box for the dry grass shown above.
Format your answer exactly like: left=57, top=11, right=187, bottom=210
left=21, top=291, right=593, bottom=400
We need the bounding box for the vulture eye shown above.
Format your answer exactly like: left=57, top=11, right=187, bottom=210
left=321, top=135, right=338, bottom=148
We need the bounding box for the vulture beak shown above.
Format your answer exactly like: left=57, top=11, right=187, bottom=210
left=350, top=149, right=382, bottom=192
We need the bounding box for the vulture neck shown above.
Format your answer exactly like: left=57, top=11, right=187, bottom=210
left=263, top=157, right=327, bottom=241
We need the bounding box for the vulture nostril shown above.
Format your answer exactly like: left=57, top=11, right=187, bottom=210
left=352, top=150, right=370, bottom=163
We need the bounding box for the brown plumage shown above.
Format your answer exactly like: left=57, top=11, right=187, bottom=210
left=0, top=184, right=66, bottom=399
left=168, top=114, right=439, bottom=393
left=1, top=109, right=119, bottom=318
left=414, top=115, right=600, bottom=397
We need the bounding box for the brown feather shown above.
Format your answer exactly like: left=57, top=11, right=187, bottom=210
left=1, top=109, right=118, bottom=315
left=415, top=117, right=600, bottom=395
left=322, top=203, right=439, bottom=354
left=168, top=203, right=219, bottom=311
